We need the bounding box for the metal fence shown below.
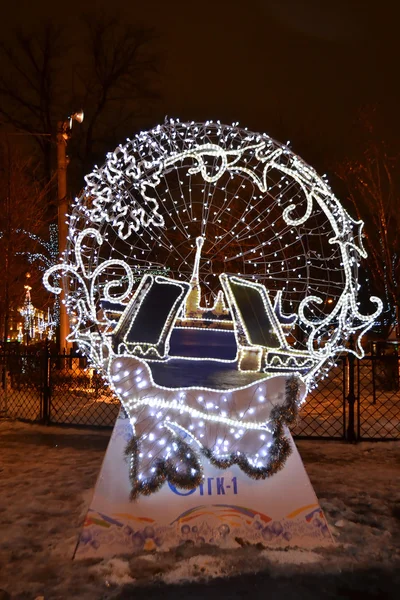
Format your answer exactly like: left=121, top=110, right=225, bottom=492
left=291, top=358, right=347, bottom=439
left=357, top=354, right=400, bottom=440
left=1, top=348, right=399, bottom=440
left=0, top=348, right=119, bottom=428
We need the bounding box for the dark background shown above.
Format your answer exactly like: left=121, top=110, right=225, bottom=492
left=2, top=0, right=398, bottom=172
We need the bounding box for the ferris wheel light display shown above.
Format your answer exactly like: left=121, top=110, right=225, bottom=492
left=44, top=119, right=381, bottom=498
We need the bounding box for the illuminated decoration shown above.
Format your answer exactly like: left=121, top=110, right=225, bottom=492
left=18, top=224, right=60, bottom=325
left=19, top=283, right=55, bottom=343
left=44, top=120, right=382, bottom=499
left=37, top=312, right=46, bottom=338
left=19, top=284, right=36, bottom=340
left=36, top=307, right=56, bottom=340
left=45, top=307, right=56, bottom=340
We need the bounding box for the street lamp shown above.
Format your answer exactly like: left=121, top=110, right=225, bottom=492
left=57, top=111, right=84, bottom=353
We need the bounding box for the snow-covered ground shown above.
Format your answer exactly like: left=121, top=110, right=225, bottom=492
left=0, top=418, right=399, bottom=599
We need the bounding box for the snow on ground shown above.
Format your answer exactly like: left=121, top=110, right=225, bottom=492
left=0, top=418, right=399, bottom=599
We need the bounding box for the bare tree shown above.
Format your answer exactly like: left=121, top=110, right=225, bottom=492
left=0, top=25, right=66, bottom=182
left=0, top=140, right=49, bottom=344
left=336, top=139, right=400, bottom=332
left=74, top=17, right=159, bottom=174
left=0, top=17, right=159, bottom=190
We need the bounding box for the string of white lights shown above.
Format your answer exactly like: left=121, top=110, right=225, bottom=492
left=44, top=119, right=382, bottom=497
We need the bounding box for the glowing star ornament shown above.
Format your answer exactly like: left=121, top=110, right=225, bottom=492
left=44, top=119, right=382, bottom=499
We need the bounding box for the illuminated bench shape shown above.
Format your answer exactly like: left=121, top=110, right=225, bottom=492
left=112, top=275, right=190, bottom=359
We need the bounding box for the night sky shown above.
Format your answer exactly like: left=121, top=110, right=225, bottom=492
left=3, top=0, right=399, bottom=171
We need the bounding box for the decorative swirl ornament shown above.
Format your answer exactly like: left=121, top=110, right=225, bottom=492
left=44, top=119, right=381, bottom=499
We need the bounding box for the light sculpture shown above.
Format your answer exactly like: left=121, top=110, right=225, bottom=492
left=44, top=120, right=382, bottom=499
left=18, top=224, right=61, bottom=325
left=19, top=284, right=36, bottom=340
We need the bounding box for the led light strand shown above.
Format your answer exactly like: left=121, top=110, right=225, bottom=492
left=44, top=120, right=382, bottom=499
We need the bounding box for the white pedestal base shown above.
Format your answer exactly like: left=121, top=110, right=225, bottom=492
left=75, top=412, right=333, bottom=558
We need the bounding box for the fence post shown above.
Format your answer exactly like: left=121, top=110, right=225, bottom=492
left=42, top=342, right=51, bottom=425
left=342, top=356, right=347, bottom=439
left=371, top=342, right=377, bottom=405
left=1, top=353, right=8, bottom=415
left=346, top=336, right=357, bottom=442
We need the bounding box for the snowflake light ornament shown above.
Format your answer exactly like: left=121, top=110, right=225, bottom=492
left=44, top=120, right=382, bottom=498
